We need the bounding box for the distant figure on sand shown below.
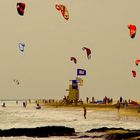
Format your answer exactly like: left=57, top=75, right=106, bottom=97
left=116, top=101, right=120, bottom=112
left=86, top=97, right=89, bottom=104
left=36, top=103, right=41, bottom=109
left=83, top=106, right=87, bottom=119
left=138, top=105, right=140, bottom=113
left=16, top=100, right=18, bottom=104
left=120, top=97, right=123, bottom=103
left=2, top=103, right=6, bottom=107
left=29, top=99, right=31, bottom=104
left=23, top=102, right=26, bottom=108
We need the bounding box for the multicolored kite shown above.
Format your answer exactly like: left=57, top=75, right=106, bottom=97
left=82, top=47, right=91, bottom=59
left=17, top=2, right=25, bottom=16
left=55, top=4, right=69, bottom=20
left=19, top=42, right=25, bottom=52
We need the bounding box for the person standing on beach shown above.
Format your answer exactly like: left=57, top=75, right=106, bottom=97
left=86, top=97, right=89, bottom=104
left=92, top=97, right=95, bottom=103
left=116, top=100, right=120, bottom=112
left=29, top=99, right=31, bottom=104
left=16, top=100, right=18, bottom=105
left=83, top=106, right=87, bottom=119
left=120, top=97, right=123, bottom=103
left=23, top=102, right=26, bottom=108
left=2, top=103, right=6, bottom=107
left=138, top=105, right=140, bottom=113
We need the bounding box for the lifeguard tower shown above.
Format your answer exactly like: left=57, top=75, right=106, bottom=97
left=66, top=69, right=85, bottom=105
left=66, top=79, right=80, bottom=105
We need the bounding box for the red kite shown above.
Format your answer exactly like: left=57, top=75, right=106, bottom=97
left=135, top=60, right=140, bottom=66
left=17, top=2, right=25, bottom=16
left=132, top=70, right=136, bottom=78
left=82, top=47, right=91, bottom=59
left=128, top=24, right=136, bottom=38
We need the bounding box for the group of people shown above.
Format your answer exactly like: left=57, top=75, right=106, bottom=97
left=23, top=101, right=41, bottom=109
left=116, top=97, right=139, bottom=112
left=1, top=99, right=41, bottom=110
left=85, top=96, right=113, bottom=104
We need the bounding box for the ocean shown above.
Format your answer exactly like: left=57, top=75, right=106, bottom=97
left=0, top=100, right=140, bottom=140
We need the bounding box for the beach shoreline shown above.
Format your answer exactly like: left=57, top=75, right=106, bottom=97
left=40, top=102, right=140, bottom=118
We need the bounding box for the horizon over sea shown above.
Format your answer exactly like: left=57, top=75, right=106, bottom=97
left=0, top=100, right=140, bottom=140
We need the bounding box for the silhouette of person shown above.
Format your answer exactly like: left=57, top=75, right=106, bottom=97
left=83, top=106, right=87, bottom=119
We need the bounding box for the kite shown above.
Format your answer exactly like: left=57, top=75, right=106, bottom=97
left=132, top=70, right=136, bottom=78
left=70, top=57, right=77, bottom=64
left=19, top=42, right=25, bottom=52
left=128, top=24, right=137, bottom=38
left=55, top=4, right=69, bottom=20
left=13, top=79, right=19, bottom=85
left=82, top=47, right=91, bottom=59
left=17, top=2, right=25, bottom=16
left=135, top=60, right=140, bottom=66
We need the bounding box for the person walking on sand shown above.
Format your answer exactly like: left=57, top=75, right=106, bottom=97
left=83, top=106, right=87, bottom=119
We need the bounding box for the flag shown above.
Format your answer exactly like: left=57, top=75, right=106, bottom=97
left=72, top=80, right=78, bottom=89
left=77, top=69, right=86, bottom=76
left=76, top=77, right=83, bottom=86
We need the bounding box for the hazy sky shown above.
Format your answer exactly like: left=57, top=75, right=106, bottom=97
left=0, top=0, right=140, bottom=100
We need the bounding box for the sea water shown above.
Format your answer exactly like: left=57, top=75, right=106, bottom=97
left=0, top=101, right=140, bottom=140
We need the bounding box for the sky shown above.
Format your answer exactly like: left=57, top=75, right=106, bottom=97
left=0, top=0, right=140, bottom=100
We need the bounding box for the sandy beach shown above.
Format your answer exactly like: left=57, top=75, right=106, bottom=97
left=40, top=100, right=140, bottom=117
left=0, top=100, right=139, bottom=139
